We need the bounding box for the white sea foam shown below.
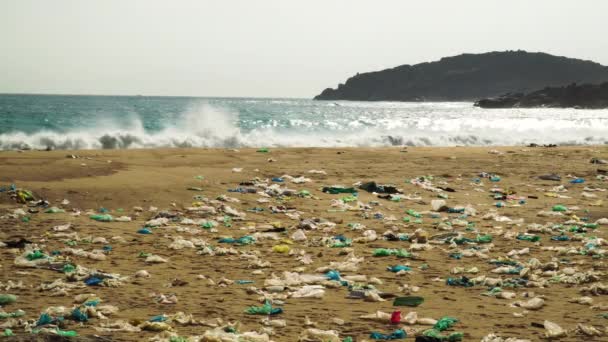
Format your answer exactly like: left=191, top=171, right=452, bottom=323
left=0, top=102, right=607, bottom=150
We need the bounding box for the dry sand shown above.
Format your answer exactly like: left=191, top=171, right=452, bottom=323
left=1, top=146, right=607, bottom=341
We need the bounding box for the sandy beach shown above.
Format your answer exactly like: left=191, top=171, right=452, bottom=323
left=1, top=146, right=607, bottom=341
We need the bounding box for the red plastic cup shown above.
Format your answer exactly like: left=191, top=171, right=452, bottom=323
left=390, top=310, right=401, bottom=324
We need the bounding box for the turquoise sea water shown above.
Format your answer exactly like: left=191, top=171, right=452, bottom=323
left=0, top=94, right=607, bottom=150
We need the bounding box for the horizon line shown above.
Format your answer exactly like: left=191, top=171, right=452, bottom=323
left=0, top=92, right=309, bottom=100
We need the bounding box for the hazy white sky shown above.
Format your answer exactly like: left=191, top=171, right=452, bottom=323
left=1, top=0, right=607, bottom=98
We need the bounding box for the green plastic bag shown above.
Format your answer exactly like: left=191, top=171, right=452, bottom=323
left=423, top=329, right=463, bottom=341
left=516, top=234, right=540, bottom=242
left=90, top=214, right=114, bottom=222
left=26, top=250, right=47, bottom=261
left=55, top=329, right=78, bottom=337
left=201, top=221, right=215, bottom=229
left=406, top=209, right=422, bottom=218
left=373, top=248, right=391, bottom=256
left=475, top=234, right=493, bottom=243
left=322, top=186, right=357, bottom=194
left=331, top=239, right=352, bottom=248
left=244, top=300, right=283, bottom=315
left=170, top=337, right=188, bottom=342
left=71, top=308, right=88, bottom=322
left=552, top=205, right=568, bottom=212
left=0, top=309, right=24, bottom=319
left=341, top=196, right=357, bottom=203
left=218, top=236, right=255, bottom=245
left=63, top=264, right=76, bottom=273
left=434, top=316, right=458, bottom=331
left=298, top=190, right=311, bottom=197
left=393, top=296, right=424, bottom=307
left=373, top=248, right=411, bottom=258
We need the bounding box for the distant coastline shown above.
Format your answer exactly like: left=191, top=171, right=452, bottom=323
left=314, top=50, right=608, bottom=102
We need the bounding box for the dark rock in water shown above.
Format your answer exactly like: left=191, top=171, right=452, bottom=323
left=475, top=82, right=608, bottom=109
left=314, top=50, right=608, bottom=101
left=474, top=93, right=525, bottom=108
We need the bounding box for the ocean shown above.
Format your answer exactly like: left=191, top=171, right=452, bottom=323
left=0, top=94, right=607, bottom=150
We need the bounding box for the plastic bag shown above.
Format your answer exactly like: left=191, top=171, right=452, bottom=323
left=244, top=300, right=283, bottom=315
left=90, top=214, right=114, bottom=222
left=369, top=329, right=406, bottom=340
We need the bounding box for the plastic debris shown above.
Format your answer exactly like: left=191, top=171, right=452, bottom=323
left=393, top=296, right=424, bottom=307
left=244, top=300, right=283, bottom=315
left=2, top=147, right=606, bottom=340
left=369, top=329, right=406, bottom=340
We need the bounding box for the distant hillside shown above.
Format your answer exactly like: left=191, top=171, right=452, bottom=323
left=475, top=82, right=608, bottom=109
left=314, top=51, right=608, bottom=101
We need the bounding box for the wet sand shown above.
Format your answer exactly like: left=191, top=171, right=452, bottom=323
left=1, top=146, right=607, bottom=341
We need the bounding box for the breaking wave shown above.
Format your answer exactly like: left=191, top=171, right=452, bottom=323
left=1, top=101, right=607, bottom=150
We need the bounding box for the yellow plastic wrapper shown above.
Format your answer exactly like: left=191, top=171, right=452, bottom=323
left=272, top=245, right=290, bottom=253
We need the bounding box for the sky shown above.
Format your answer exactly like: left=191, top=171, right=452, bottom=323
left=1, top=0, right=607, bottom=98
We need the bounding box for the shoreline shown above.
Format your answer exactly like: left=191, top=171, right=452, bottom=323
left=2, top=144, right=606, bottom=212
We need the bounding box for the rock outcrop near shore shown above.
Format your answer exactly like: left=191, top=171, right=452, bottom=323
left=474, top=82, right=608, bottom=109
left=314, top=51, right=608, bottom=101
